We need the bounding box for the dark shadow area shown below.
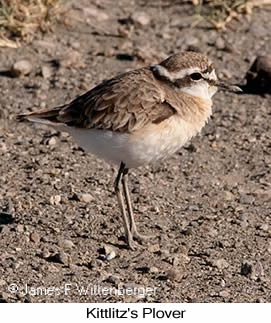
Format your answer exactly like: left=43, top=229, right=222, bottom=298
left=0, top=211, right=14, bottom=225
left=0, top=70, right=14, bottom=78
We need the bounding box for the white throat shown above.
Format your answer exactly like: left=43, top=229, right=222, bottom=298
left=181, top=81, right=217, bottom=102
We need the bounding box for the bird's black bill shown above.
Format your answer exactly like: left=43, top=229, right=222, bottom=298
left=217, top=81, right=242, bottom=93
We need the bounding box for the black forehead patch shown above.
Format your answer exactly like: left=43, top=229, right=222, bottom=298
left=203, top=64, right=214, bottom=74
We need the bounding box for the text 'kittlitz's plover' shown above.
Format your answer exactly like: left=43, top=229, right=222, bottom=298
left=18, top=51, right=241, bottom=250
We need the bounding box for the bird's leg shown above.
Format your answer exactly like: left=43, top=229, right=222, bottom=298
left=115, top=162, right=135, bottom=250
left=122, top=168, right=152, bottom=243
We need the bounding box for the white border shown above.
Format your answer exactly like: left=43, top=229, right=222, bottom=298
left=1, top=303, right=271, bottom=323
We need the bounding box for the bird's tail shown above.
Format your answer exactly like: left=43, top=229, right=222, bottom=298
left=17, top=105, right=67, bottom=126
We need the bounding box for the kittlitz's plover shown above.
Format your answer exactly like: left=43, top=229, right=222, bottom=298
left=18, top=51, right=241, bottom=249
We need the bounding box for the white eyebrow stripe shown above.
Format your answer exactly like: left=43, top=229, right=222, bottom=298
left=202, top=69, right=217, bottom=81
left=153, top=64, right=217, bottom=81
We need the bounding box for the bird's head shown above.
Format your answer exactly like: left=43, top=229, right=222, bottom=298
left=151, top=51, right=241, bottom=102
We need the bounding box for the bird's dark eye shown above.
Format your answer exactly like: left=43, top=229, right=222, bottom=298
left=190, top=73, right=202, bottom=81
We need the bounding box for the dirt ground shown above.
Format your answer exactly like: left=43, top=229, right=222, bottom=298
left=0, top=0, right=271, bottom=303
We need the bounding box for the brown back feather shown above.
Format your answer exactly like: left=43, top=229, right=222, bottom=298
left=55, top=68, right=176, bottom=132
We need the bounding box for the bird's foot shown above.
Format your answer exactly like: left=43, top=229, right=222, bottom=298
left=126, top=234, right=137, bottom=250
left=125, top=230, right=155, bottom=250
left=132, top=230, right=155, bottom=244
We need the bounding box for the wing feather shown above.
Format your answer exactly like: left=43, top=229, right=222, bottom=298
left=18, top=68, right=177, bottom=133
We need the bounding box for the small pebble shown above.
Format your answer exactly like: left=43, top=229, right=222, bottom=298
left=48, top=137, right=57, bottom=146
left=59, top=51, right=84, bottom=69
left=41, top=249, right=51, bottom=259
left=131, top=11, right=151, bottom=26
left=219, top=290, right=230, bottom=298
left=60, top=239, right=74, bottom=249
left=23, top=235, right=30, bottom=244
left=70, top=41, right=80, bottom=50
left=69, top=264, right=78, bottom=272
left=50, top=195, right=61, bottom=205
left=16, top=224, right=24, bottom=233
left=80, top=193, right=93, bottom=203
left=48, top=264, right=60, bottom=273
left=0, top=279, right=6, bottom=286
left=259, top=224, right=269, bottom=232
left=0, top=142, right=7, bottom=153
left=118, top=25, right=134, bottom=38
left=148, top=243, right=160, bottom=253
left=215, top=37, right=225, bottom=50
left=166, top=268, right=183, bottom=282
left=30, top=231, right=40, bottom=244
left=11, top=60, right=33, bottom=76
left=149, top=266, right=159, bottom=273
left=254, top=189, right=271, bottom=201
left=251, top=261, right=264, bottom=281
left=55, top=251, right=69, bottom=265
left=213, top=258, right=229, bottom=270
left=100, top=245, right=117, bottom=261
left=173, top=253, right=190, bottom=265
left=83, top=7, right=109, bottom=21
left=240, top=261, right=253, bottom=276
left=106, top=250, right=116, bottom=261
left=1, top=227, right=10, bottom=234
left=224, top=191, right=235, bottom=201
left=41, top=65, right=53, bottom=79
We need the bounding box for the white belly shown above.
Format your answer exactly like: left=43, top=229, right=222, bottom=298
left=65, top=114, right=209, bottom=168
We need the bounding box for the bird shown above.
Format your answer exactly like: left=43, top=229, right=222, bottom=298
left=18, top=51, right=241, bottom=250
